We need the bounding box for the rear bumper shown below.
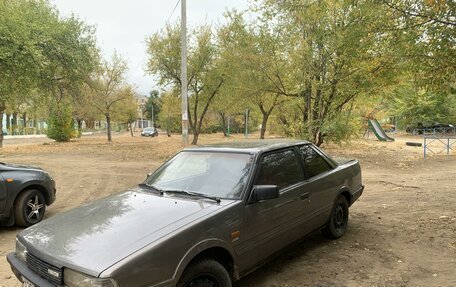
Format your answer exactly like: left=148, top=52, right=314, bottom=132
left=350, top=185, right=364, bottom=206
left=7, top=253, right=55, bottom=287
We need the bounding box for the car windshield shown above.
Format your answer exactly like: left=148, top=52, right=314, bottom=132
left=144, top=151, right=253, bottom=199
left=144, top=128, right=154, bottom=132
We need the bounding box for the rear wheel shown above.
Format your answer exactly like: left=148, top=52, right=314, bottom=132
left=14, top=189, right=46, bottom=227
left=177, top=259, right=231, bottom=287
left=323, top=195, right=349, bottom=239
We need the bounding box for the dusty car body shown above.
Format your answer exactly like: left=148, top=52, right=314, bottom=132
left=0, top=163, right=56, bottom=226
left=7, top=140, right=363, bottom=287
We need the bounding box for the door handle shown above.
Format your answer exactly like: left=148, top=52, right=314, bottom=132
left=300, top=192, right=309, bottom=200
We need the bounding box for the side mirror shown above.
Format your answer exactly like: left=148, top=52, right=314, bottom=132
left=250, top=185, right=279, bottom=203
left=146, top=173, right=152, bottom=180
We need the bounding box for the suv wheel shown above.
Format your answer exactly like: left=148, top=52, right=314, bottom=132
left=14, top=189, right=46, bottom=227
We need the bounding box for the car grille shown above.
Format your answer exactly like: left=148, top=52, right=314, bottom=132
left=26, top=252, right=63, bottom=285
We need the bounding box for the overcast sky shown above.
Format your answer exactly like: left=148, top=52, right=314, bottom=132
left=52, top=0, right=249, bottom=96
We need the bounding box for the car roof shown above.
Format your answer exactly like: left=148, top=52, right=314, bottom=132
left=183, top=139, right=311, bottom=154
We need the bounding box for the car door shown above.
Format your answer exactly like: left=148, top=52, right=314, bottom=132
left=297, top=144, right=340, bottom=228
left=235, top=148, right=314, bottom=272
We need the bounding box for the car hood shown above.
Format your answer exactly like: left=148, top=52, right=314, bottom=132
left=0, top=162, right=43, bottom=172
left=19, top=187, right=232, bottom=276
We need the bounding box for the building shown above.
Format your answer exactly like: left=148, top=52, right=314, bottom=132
left=134, top=93, right=151, bottom=129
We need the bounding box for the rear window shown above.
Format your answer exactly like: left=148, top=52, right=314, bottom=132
left=298, top=145, right=333, bottom=178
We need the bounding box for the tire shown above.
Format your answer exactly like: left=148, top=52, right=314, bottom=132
left=14, top=189, right=46, bottom=227
left=177, top=259, right=231, bottom=287
left=406, top=142, right=422, bottom=147
left=323, top=195, right=349, bottom=239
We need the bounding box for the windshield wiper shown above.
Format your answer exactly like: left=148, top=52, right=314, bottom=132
left=139, top=183, right=164, bottom=195
left=162, top=189, right=221, bottom=203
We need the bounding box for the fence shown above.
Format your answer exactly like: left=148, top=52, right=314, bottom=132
left=413, top=127, right=456, bottom=136
left=424, top=136, right=456, bottom=159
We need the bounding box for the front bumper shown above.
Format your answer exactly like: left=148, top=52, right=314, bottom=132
left=7, top=253, right=55, bottom=287
left=43, top=178, right=57, bottom=206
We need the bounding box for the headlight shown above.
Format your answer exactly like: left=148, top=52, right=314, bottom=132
left=64, top=269, right=118, bottom=287
left=15, top=238, right=27, bottom=262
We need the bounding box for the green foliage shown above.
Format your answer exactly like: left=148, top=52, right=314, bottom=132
left=112, top=86, right=138, bottom=125
left=388, top=84, right=455, bottom=129
left=218, top=1, right=402, bottom=144
left=146, top=23, right=225, bottom=144
left=0, top=0, right=99, bottom=146
left=46, top=104, right=76, bottom=142
left=384, top=0, right=455, bottom=91
left=158, top=91, right=181, bottom=134
left=91, top=53, right=129, bottom=141
left=144, top=90, right=161, bottom=125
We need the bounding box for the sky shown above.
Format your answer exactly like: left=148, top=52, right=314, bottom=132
left=52, top=0, right=250, bottom=96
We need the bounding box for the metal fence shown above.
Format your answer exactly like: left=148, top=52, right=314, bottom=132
left=424, top=136, right=456, bottom=159
left=413, top=127, right=456, bottom=136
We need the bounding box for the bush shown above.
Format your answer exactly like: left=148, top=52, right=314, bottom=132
left=46, top=105, right=76, bottom=142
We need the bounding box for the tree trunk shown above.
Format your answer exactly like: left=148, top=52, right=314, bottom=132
left=33, top=111, right=37, bottom=133
left=22, top=112, right=27, bottom=135
left=86, top=120, right=95, bottom=129
left=314, top=130, right=323, bottom=146
left=219, top=112, right=227, bottom=137
left=167, top=113, right=171, bottom=137
left=6, top=113, right=10, bottom=132
left=0, top=106, right=4, bottom=148
left=106, top=113, right=112, bottom=142
left=260, top=113, right=269, bottom=139
left=12, top=112, right=17, bottom=135
left=77, top=119, right=83, bottom=138
left=191, top=132, right=199, bottom=145
left=129, top=122, right=134, bottom=137
left=191, top=79, right=224, bottom=145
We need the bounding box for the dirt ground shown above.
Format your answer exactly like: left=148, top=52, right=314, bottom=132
left=0, top=132, right=455, bottom=287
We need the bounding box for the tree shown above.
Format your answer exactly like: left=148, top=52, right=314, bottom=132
left=46, top=99, right=75, bottom=142
left=158, top=90, right=181, bottom=136
left=218, top=13, right=287, bottom=139
left=72, top=84, right=102, bottom=135
left=382, top=0, right=455, bottom=90
left=144, top=90, right=161, bottom=127
left=0, top=0, right=98, bottom=146
left=234, top=0, right=402, bottom=145
left=146, top=24, right=224, bottom=144
left=112, top=86, right=138, bottom=137
left=380, top=1, right=455, bottom=127
left=91, top=53, right=129, bottom=142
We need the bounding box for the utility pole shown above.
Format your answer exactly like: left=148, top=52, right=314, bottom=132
left=181, top=0, right=189, bottom=144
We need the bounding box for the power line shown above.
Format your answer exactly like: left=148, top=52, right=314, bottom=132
left=167, top=0, right=181, bottom=23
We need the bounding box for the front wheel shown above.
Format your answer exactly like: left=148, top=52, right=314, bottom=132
left=14, top=189, right=46, bottom=227
left=177, top=259, right=231, bottom=287
left=323, top=195, right=349, bottom=239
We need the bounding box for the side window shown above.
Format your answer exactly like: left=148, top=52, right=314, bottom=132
left=298, top=145, right=332, bottom=178
left=255, top=149, right=303, bottom=189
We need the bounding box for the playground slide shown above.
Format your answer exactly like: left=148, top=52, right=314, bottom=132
left=368, top=119, right=395, bottom=142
